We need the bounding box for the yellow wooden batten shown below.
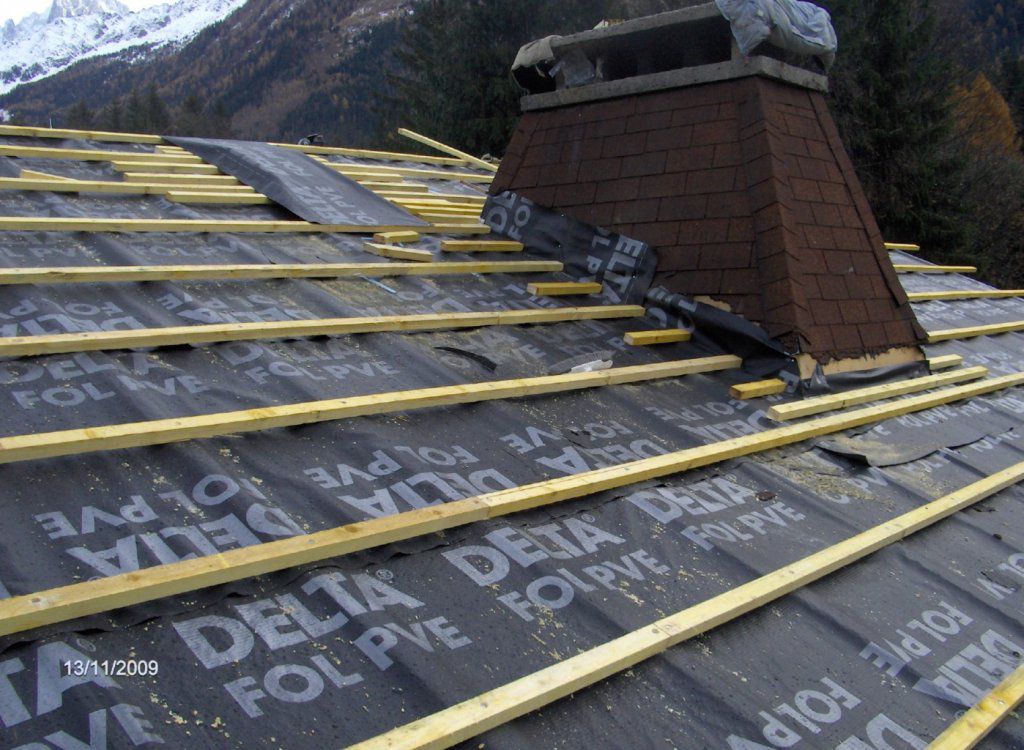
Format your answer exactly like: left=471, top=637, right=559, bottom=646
left=365, top=183, right=432, bottom=194
left=928, top=321, right=1024, bottom=342
left=893, top=264, right=977, bottom=274
left=0, top=123, right=163, bottom=144
left=0, top=217, right=489, bottom=234
left=363, top=243, right=434, bottom=262
left=0, top=178, right=255, bottom=197
left=270, top=141, right=467, bottom=167
left=907, top=289, right=1024, bottom=302
left=112, top=161, right=222, bottom=174
left=0, top=305, right=642, bottom=358
left=729, top=379, right=787, bottom=399
left=928, top=354, right=964, bottom=371
left=623, top=329, right=692, bottom=346
left=397, top=127, right=500, bottom=173
left=0, top=144, right=199, bottom=163
left=926, top=663, right=1024, bottom=749
left=440, top=240, right=523, bottom=253
left=120, top=172, right=242, bottom=185
left=0, top=356, right=730, bottom=466
left=323, top=162, right=494, bottom=184
left=373, top=230, right=421, bottom=244
left=18, top=169, right=74, bottom=181
left=528, top=281, right=604, bottom=296
left=167, top=191, right=271, bottom=205
left=767, top=366, right=989, bottom=421
left=0, top=260, right=563, bottom=286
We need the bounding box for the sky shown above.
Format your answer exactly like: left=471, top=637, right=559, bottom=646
left=1, top=1, right=168, bottom=25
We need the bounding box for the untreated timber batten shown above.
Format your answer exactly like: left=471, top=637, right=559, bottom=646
left=0, top=178, right=255, bottom=197
left=0, top=144, right=199, bottom=163
left=374, top=230, right=421, bottom=243
left=0, top=260, right=563, bottom=285
left=270, top=141, right=466, bottom=167
left=928, top=354, right=964, bottom=371
left=364, top=243, right=434, bottom=262
left=167, top=191, right=271, bottom=205
left=623, top=329, right=691, bottom=346
left=0, top=306, right=644, bottom=357
left=729, top=379, right=787, bottom=399
left=0, top=356, right=738, bottom=465
left=0, top=123, right=163, bottom=144
left=928, top=321, right=1024, bottom=342
left=925, top=663, right=1024, bottom=749
left=0, top=369, right=1021, bottom=637
left=0, top=218, right=489, bottom=234
left=112, top=162, right=222, bottom=174
left=528, top=281, right=603, bottom=296
left=908, top=289, right=1024, bottom=302
left=397, top=128, right=500, bottom=172
left=767, top=366, right=989, bottom=421
left=893, top=264, right=977, bottom=274
left=440, top=240, right=523, bottom=253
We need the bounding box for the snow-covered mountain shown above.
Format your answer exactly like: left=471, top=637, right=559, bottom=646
left=0, top=0, right=249, bottom=95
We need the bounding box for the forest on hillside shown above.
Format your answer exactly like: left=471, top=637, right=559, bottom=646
left=7, top=0, right=1024, bottom=289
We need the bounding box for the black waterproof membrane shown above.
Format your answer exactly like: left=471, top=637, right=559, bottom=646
left=0, top=147, right=1022, bottom=749
left=484, top=190, right=656, bottom=305
left=167, top=137, right=428, bottom=227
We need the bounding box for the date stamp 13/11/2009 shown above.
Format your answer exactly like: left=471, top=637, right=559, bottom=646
left=62, top=659, right=160, bottom=678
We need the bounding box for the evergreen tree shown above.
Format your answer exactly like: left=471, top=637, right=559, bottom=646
left=145, top=83, right=170, bottom=133
left=125, top=89, right=147, bottom=132
left=210, top=100, right=234, bottom=137
left=174, top=92, right=205, bottom=136
left=997, top=50, right=1024, bottom=145
left=65, top=100, right=94, bottom=130
left=99, top=98, right=124, bottom=132
left=828, top=0, right=968, bottom=255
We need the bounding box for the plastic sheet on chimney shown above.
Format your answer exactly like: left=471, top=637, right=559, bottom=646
left=716, top=0, right=838, bottom=68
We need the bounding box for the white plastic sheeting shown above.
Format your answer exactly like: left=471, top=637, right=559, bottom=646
left=716, top=0, right=838, bottom=69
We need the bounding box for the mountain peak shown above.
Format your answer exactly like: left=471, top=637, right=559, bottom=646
left=1, top=0, right=246, bottom=96
left=48, top=0, right=132, bottom=22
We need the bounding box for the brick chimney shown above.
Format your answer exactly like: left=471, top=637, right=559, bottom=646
left=492, top=4, right=926, bottom=377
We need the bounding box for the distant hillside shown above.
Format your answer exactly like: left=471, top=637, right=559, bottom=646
left=0, top=0, right=410, bottom=145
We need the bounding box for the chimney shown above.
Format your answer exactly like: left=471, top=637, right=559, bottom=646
left=491, top=4, right=926, bottom=378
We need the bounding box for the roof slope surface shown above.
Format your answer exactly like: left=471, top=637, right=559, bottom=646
left=0, top=130, right=1021, bottom=749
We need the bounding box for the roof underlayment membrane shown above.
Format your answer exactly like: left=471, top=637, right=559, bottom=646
left=0, top=131, right=1021, bottom=749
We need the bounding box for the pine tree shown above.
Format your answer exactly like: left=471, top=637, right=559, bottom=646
left=208, top=100, right=234, bottom=138
left=99, top=98, right=124, bottom=132
left=997, top=50, right=1024, bottom=146
left=145, top=84, right=170, bottom=133
left=828, top=0, right=968, bottom=255
left=65, top=100, right=95, bottom=130
left=174, top=92, right=205, bottom=136
left=125, top=89, right=147, bottom=132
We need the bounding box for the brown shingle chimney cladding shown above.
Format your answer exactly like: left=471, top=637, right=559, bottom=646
left=493, top=19, right=926, bottom=368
